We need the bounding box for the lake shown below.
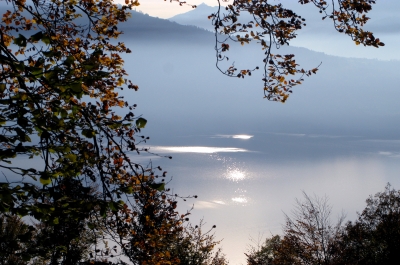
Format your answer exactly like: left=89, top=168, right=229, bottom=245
left=119, top=36, right=400, bottom=264
left=127, top=130, right=400, bottom=264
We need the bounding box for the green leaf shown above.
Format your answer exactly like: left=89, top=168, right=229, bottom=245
left=72, top=105, right=79, bottom=115
left=45, top=70, right=57, bottom=81
left=149, top=183, right=165, bottom=191
left=20, top=93, right=28, bottom=101
left=14, top=62, right=25, bottom=71
left=136, top=117, right=147, bottom=129
left=31, top=67, right=43, bottom=77
left=42, top=50, right=55, bottom=57
left=24, top=134, right=31, bottom=142
left=52, top=217, right=59, bottom=225
left=65, top=153, right=77, bottom=162
left=121, top=186, right=133, bottom=194
left=40, top=177, right=51, bottom=185
left=109, top=201, right=119, bottom=212
left=0, top=83, right=6, bottom=93
left=108, top=123, right=122, bottom=129
left=31, top=31, right=44, bottom=42
left=82, top=129, right=95, bottom=138
left=92, top=49, right=103, bottom=57
left=97, top=71, right=110, bottom=77
left=35, top=58, right=45, bottom=68
left=60, top=109, right=68, bottom=118
left=13, top=34, right=27, bottom=47
left=83, top=63, right=96, bottom=70
left=42, top=35, right=51, bottom=45
left=70, top=82, right=82, bottom=93
left=64, top=56, right=74, bottom=66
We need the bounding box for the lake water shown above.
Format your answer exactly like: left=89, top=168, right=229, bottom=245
left=2, top=26, right=399, bottom=264
left=131, top=131, right=400, bottom=264
left=118, top=38, right=400, bottom=264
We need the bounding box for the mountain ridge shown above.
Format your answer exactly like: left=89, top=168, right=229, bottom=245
left=167, top=2, right=400, bottom=60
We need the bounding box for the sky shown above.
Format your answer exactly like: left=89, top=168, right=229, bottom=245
left=119, top=20, right=400, bottom=261
left=115, top=3, right=400, bottom=262
left=120, top=0, right=400, bottom=60
left=1, top=1, right=398, bottom=264
left=117, top=0, right=221, bottom=18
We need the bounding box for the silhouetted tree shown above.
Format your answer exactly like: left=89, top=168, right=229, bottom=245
left=172, top=221, right=228, bottom=265
left=246, top=193, right=344, bottom=265
left=0, top=0, right=388, bottom=263
left=0, top=214, right=35, bottom=265
left=279, top=192, right=344, bottom=265
left=246, top=235, right=282, bottom=265
left=339, top=184, right=400, bottom=265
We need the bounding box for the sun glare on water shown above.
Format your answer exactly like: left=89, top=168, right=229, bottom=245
left=152, top=146, right=248, bottom=153
left=231, top=197, right=248, bottom=204
left=226, top=169, right=247, bottom=181
left=232, top=135, right=253, bottom=140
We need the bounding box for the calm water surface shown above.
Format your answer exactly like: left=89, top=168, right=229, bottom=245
left=135, top=131, right=400, bottom=264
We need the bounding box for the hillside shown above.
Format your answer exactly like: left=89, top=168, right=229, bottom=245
left=115, top=11, right=400, bottom=141
left=168, top=2, right=400, bottom=60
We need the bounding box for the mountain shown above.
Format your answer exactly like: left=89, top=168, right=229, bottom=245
left=118, top=10, right=214, bottom=44
left=168, top=2, right=400, bottom=60
left=168, top=2, right=400, bottom=35
left=167, top=3, right=221, bottom=32
left=113, top=10, right=400, bottom=141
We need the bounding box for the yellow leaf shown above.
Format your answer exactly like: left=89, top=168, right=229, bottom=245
left=117, top=77, right=125, bottom=86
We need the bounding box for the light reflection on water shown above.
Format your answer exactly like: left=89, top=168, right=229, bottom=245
left=213, top=134, right=254, bottom=140
left=232, top=135, right=253, bottom=140
left=208, top=153, right=249, bottom=182
left=231, top=197, right=248, bottom=204
left=133, top=134, right=400, bottom=265
left=231, top=188, right=249, bottom=205
left=226, top=169, right=247, bottom=182
left=150, top=146, right=248, bottom=153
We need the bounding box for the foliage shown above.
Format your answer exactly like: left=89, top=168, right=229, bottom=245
left=0, top=214, right=35, bottom=265
left=0, top=0, right=195, bottom=263
left=171, top=221, right=228, bottom=265
left=105, top=180, right=189, bottom=265
left=246, top=186, right=400, bottom=265
left=246, top=193, right=344, bottom=265
left=279, top=192, right=344, bottom=265
left=0, top=0, right=386, bottom=263
left=339, top=184, right=400, bottom=265
left=211, top=0, right=385, bottom=102
left=107, top=192, right=225, bottom=265
left=31, top=178, right=103, bottom=264
left=245, top=235, right=282, bottom=265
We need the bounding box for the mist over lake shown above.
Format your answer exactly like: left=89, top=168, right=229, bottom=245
left=1, top=4, right=399, bottom=263
left=108, top=10, right=400, bottom=264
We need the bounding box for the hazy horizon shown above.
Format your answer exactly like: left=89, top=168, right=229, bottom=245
left=112, top=8, right=400, bottom=263
left=1, top=2, right=399, bottom=264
